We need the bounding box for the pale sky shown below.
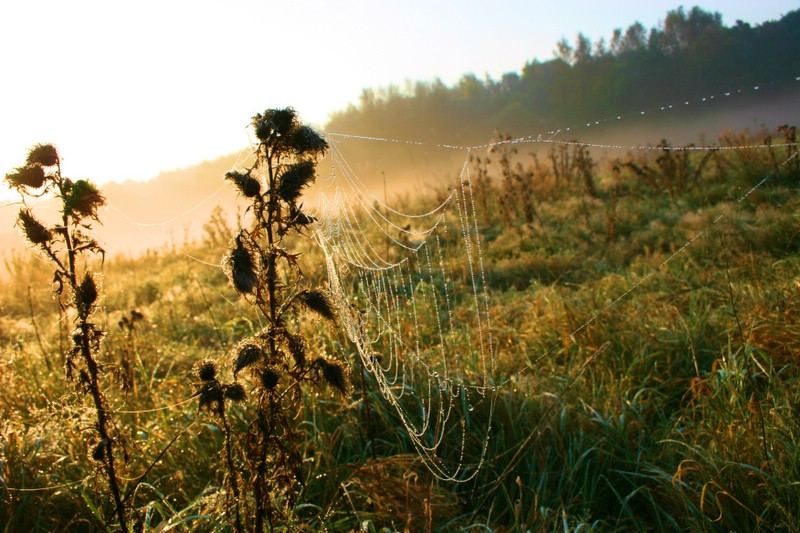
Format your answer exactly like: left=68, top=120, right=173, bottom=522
left=0, top=0, right=796, bottom=194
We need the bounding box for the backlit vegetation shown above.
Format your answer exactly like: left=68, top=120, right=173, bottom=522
left=1, top=121, right=800, bottom=531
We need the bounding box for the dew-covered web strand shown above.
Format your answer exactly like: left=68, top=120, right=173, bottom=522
left=315, top=144, right=498, bottom=482
left=326, top=73, right=800, bottom=153
left=328, top=145, right=451, bottom=251
left=328, top=139, right=455, bottom=220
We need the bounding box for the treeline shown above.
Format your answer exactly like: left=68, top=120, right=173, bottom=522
left=327, top=6, right=800, bottom=143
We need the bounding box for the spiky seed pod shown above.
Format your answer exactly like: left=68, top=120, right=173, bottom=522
left=291, top=125, right=328, bottom=156
left=234, top=343, right=263, bottom=376
left=299, top=289, right=335, bottom=321
left=196, top=359, right=218, bottom=381
left=252, top=108, right=298, bottom=141
left=277, top=161, right=315, bottom=204
left=64, top=179, right=105, bottom=219
left=26, top=144, right=59, bottom=167
left=318, top=358, right=347, bottom=395
left=92, top=441, right=106, bottom=461
left=286, top=332, right=306, bottom=368
left=224, top=382, right=246, bottom=402
left=76, top=273, right=98, bottom=316
left=225, top=170, right=261, bottom=198
left=5, top=165, right=46, bottom=189
left=17, top=209, right=51, bottom=245
left=261, top=368, right=280, bottom=390
left=223, top=237, right=258, bottom=294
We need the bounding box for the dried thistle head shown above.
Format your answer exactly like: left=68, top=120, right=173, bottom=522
left=224, top=382, right=246, bottom=402
left=91, top=441, right=106, bottom=461
left=234, top=343, right=263, bottom=376
left=26, top=144, right=59, bottom=167
left=252, top=108, right=298, bottom=141
left=299, top=289, right=335, bottom=321
left=223, top=236, right=258, bottom=295
left=225, top=170, right=261, bottom=198
left=64, top=179, right=105, bottom=219
left=316, top=358, right=347, bottom=395
left=76, top=273, right=98, bottom=316
left=290, top=126, right=328, bottom=157
left=196, top=359, right=218, bottom=382
left=17, top=209, right=51, bottom=245
left=261, top=368, right=280, bottom=390
left=5, top=165, right=46, bottom=189
left=277, top=161, right=315, bottom=204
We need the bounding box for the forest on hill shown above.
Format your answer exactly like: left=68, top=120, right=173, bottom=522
left=327, top=6, right=800, bottom=144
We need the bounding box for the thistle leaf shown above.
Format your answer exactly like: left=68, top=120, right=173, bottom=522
left=17, top=209, right=51, bottom=245
left=234, top=343, right=263, bottom=376
left=299, top=289, right=335, bottom=321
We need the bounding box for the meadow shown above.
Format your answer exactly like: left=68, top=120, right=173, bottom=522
left=1, top=122, right=800, bottom=532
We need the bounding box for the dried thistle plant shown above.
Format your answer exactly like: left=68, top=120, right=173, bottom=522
left=4, top=145, right=127, bottom=530
left=200, top=108, right=347, bottom=531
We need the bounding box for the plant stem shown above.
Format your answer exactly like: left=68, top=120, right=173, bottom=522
left=221, top=406, right=244, bottom=533
left=60, top=182, right=126, bottom=532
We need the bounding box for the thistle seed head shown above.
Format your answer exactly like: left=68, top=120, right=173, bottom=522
left=299, top=289, right=335, bottom=321
left=224, top=382, right=246, bottom=402
left=261, top=368, right=280, bottom=390
left=64, top=179, right=105, bottom=219
left=76, top=273, right=98, bottom=315
left=196, top=359, right=218, bottom=381
left=318, top=358, right=347, bottom=395
left=26, top=144, right=59, bottom=167
left=223, top=236, right=258, bottom=295
left=17, top=209, right=51, bottom=245
left=252, top=108, right=297, bottom=141
left=225, top=170, right=261, bottom=198
left=234, top=343, right=263, bottom=376
left=91, top=441, right=105, bottom=461
left=5, top=165, right=46, bottom=189
left=291, top=125, right=328, bottom=157
left=277, top=161, right=315, bottom=204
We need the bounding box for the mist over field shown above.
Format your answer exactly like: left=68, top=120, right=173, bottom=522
left=3, top=88, right=798, bottom=259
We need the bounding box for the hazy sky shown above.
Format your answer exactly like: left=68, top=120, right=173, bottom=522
left=0, top=0, right=796, bottom=192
